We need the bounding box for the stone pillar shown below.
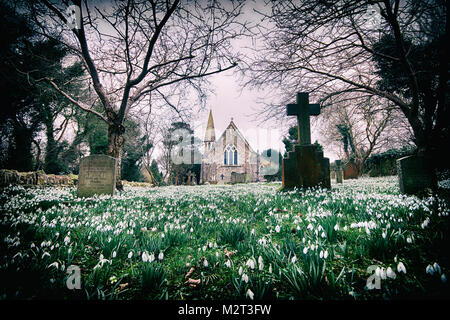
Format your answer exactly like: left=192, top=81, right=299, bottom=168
left=335, top=160, right=343, bottom=184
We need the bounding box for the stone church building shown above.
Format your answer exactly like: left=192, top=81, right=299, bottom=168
left=200, top=110, right=269, bottom=184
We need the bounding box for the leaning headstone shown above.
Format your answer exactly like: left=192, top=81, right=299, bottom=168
left=77, top=155, right=117, bottom=197
left=397, top=155, right=436, bottom=195
left=282, top=92, right=330, bottom=189
left=335, top=160, right=343, bottom=183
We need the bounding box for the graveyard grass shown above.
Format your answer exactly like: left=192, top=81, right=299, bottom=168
left=1, top=177, right=449, bottom=300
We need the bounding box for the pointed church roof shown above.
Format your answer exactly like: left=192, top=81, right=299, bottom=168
left=221, top=118, right=257, bottom=154
left=204, top=109, right=216, bottom=142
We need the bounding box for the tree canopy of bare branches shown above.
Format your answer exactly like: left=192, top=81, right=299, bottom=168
left=29, top=0, right=249, bottom=189
left=244, top=0, right=448, bottom=170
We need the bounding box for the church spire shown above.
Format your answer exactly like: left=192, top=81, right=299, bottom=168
left=204, top=109, right=215, bottom=142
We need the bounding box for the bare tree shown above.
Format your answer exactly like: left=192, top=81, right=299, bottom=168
left=317, top=93, right=412, bottom=175
left=29, top=0, right=248, bottom=189
left=243, top=0, right=448, bottom=176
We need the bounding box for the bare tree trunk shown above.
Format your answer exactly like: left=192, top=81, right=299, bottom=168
left=108, top=123, right=125, bottom=191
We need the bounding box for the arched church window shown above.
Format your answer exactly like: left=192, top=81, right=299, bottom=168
left=225, top=145, right=237, bottom=165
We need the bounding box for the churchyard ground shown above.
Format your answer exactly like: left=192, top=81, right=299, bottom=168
left=1, top=176, right=449, bottom=300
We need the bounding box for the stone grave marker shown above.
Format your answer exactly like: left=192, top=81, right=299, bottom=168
left=77, top=155, right=117, bottom=197
left=282, top=92, right=330, bottom=189
left=397, top=155, right=436, bottom=195
left=343, top=162, right=358, bottom=179
left=231, top=172, right=246, bottom=184
left=186, top=171, right=197, bottom=185
left=335, top=160, right=343, bottom=183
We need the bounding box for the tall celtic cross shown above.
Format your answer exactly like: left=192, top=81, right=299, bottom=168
left=286, top=92, right=320, bottom=145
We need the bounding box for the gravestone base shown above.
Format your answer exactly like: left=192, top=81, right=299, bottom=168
left=282, top=144, right=330, bottom=189
left=77, top=155, right=117, bottom=197
left=397, top=155, right=437, bottom=195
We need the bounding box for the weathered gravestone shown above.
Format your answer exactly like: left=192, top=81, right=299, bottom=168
left=282, top=92, right=331, bottom=189
left=77, top=155, right=117, bottom=197
left=397, top=155, right=437, bottom=195
left=231, top=172, right=246, bottom=184
left=343, top=162, right=358, bottom=180
left=335, top=160, right=343, bottom=184
left=186, top=171, right=197, bottom=185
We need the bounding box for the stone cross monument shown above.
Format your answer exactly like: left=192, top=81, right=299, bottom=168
left=282, top=92, right=330, bottom=189
left=286, top=93, right=320, bottom=145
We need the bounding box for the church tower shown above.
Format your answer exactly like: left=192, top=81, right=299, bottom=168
left=204, top=109, right=216, bottom=151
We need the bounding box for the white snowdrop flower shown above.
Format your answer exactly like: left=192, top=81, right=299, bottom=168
left=30, top=243, right=35, bottom=248
left=441, top=274, right=447, bottom=283
left=208, top=242, right=213, bottom=248
left=128, top=251, right=133, bottom=259
left=275, top=225, right=281, bottom=233
left=307, top=223, right=313, bottom=230
left=242, top=273, right=249, bottom=283
left=365, top=228, right=370, bottom=235
left=397, top=262, right=406, bottom=274
left=42, top=252, right=50, bottom=259
left=47, top=262, right=59, bottom=269
left=112, top=251, right=117, bottom=258
left=190, top=227, right=194, bottom=233
left=246, top=288, right=254, bottom=300
left=387, top=267, right=396, bottom=279
left=203, top=259, right=208, bottom=267
left=433, top=262, right=441, bottom=274
left=382, top=232, right=386, bottom=239
left=225, top=260, right=231, bottom=268
left=291, top=255, right=297, bottom=264
left=421, top=218, right=430, bottom=229
left=238, top=266, right=243, bottom=276
left=334, top=224, right=339, bottom=231
left=375, top=267, right=381, bottom=279
left=64, top=236, right=70, bottom=245
left=161, top=233, right=165, bottom=238
left=258, top=256, right=263, bottom=266
left=251, top=229, right=255, bottom=236
left=321, top=232, right=326, bottom=238
left=246, top=258, right=255, bottom=270
left=344, top=226, right=348, bottom=231
left=269, top=264, right=272, bottom=274
left=320, top=250, right=324, bottom=259
left=68, top=248, right=72, bottom=254
left=202, top=245, right=207, bottom=252
left=426, top=264, right=435, bottom=275
left=406, top=237, right=412, bottom=244
left=311, top=244, right=315, bottom=251
left=380, top=268, right=387, bottom=280
left=324, top=250, right=329, bottom=259
left=142, top=252, right=148, bottom=263
left=303, top=247, right=308, bottom=255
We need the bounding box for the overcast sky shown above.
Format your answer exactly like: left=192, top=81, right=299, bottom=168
left=188, top=1, right=338, bottom=161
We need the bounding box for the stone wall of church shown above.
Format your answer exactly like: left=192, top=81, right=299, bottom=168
left=201, top=127, right=261, bottom=184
